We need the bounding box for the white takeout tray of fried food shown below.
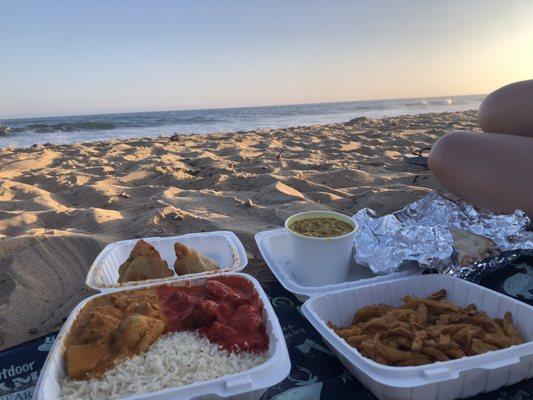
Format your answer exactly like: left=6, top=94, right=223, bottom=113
left=34, top=273, right=290, bottom=400
left=255, top=228, right=417, bottom=301
left=301, top=274, right=533, bottom=400
left=86, top=231, right=248, bottom=291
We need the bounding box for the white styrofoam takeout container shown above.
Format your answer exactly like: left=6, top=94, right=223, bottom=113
left=301, top=274, right=533, bottom=400
left=255, top=228, right=416, bottom=301
left=86, top=231, right=248, bottom=291
left=284, top=211, right=357, bottom=286
left=33, top=273, right=291, bottom=400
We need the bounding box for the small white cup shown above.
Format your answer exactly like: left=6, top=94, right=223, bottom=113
left=284, top=211, right=356, bottom=286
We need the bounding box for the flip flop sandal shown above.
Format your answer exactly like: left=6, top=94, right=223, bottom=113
left=403, top=147, right=431, bottom=167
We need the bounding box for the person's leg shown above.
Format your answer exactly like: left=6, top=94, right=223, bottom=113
left=428, top=131, right=533, bottom=215
left=479, top=79, right=533, bottom=137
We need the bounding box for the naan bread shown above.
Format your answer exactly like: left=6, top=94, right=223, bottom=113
left=449, top=228, right=498, bottom=266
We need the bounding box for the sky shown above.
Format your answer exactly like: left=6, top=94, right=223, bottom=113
left=0, top=0, right=532, bottom=119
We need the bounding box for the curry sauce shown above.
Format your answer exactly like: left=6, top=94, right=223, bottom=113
left=63, top=277, right=268, bottom=380
left=64, top=289, right=165, bottom=380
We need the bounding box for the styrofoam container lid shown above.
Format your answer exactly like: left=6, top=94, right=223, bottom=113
left=86, top=231, right=248, bottom=291
left=34, top=273, right=290, bottom=400
left=255, top=228, right=417, bottom=301
left=301, top=274, right=533, bottom=400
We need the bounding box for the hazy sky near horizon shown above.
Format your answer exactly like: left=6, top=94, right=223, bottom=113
left=1, top=0, right=532, bottom=119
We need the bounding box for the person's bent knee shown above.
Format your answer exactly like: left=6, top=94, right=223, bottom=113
left=428, top=131, right=469, bottom=176
left=428, top=130, right=533, bottom=215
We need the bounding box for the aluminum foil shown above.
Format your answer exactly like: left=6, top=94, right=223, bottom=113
left=353, top=191, right=533, bottom=279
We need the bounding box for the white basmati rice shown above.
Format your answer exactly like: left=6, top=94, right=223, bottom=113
left=59, top=331, right=268, bottom=400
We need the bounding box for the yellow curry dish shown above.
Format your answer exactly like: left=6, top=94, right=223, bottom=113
left=288, top=217, right=354, bottom=238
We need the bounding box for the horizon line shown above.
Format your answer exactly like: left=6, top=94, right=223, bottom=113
left=0, top=93, right=486, bottom=122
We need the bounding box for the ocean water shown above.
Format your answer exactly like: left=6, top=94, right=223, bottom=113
left=0, top=95, right=484, bottom=148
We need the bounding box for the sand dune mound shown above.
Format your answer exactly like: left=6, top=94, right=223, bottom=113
left=254, top=182, right=306, bottom=204
left=307, top=169, right=377, bottom=188
left=0, top=234, right=105, bottom=349
left=306, top=191, right=346, bottom=205
left=0, top=149, right=59, bottom=179
left=0, top=180, right=66, bottom=211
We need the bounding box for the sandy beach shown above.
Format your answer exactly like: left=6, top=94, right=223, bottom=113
left=0, top=110, right=480, bottom=351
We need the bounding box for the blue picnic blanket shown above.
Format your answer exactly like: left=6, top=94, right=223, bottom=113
left=2, top=254, right=532, bottom=400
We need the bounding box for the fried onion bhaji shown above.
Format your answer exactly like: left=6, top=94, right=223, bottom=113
left=330, top=289, right=525, bottom=366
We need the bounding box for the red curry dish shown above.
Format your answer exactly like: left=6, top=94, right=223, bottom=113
left=157, top=276, right=268, bottom=352
left=64, top=276, right=268, bottom=380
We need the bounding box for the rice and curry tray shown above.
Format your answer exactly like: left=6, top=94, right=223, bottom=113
left=35, top=240, right=289, bottom=400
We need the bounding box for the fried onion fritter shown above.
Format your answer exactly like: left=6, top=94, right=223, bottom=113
left=330, top=289, right=525, bottom=366
left=351, top=304, right=394, bottom=324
